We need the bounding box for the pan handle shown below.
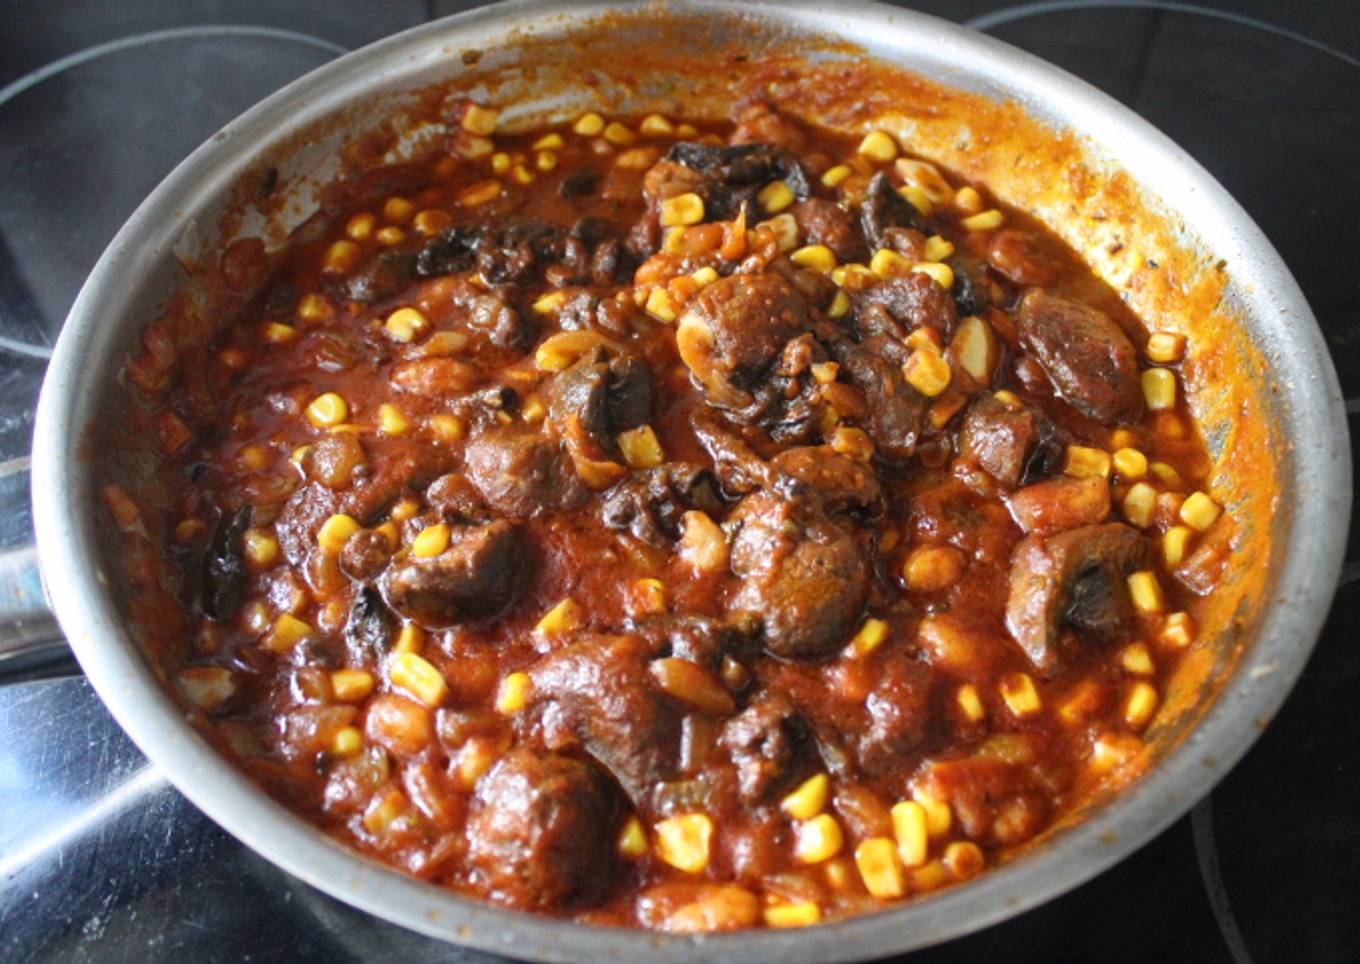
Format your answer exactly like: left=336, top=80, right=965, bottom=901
left=0, top=542, right=66, bottom=673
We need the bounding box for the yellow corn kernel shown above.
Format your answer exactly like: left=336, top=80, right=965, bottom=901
left=382, top=196, right=415, bottom=225
left=535, top=597, right=585, bottom=637
left=912, top=261, right=955, bottom=289
left=1127, top=570, right=1165, bottom=613
left=855, top=837, right=906, bottom=899
left=394, top=622, right=423, bottom=655
left=345, top=213, right=376, bottom=241
left=923, top=235, right=955, bottom=262
left=1000, top=672, right=1042, bottom=716
left=795, top=813, right=845, bottom=864
left=821, top=163, right=852, bottom=188
left=1160, top=611, right=1196, bottom=649
left=363, top=789, right=408, bottom=834
left=265, top=614, right=312, bottom=653
left=243, top=528, right=280, bottom=568
left=1065, top=445, right=1112, bottom=479
left=389, top=500, right=419, bottom=525
left=943, top=841, right=985, bottom=881
left=912, top=790, right=952, bottom=837
left=954, top=185, right=984, bottom=213
left=911, top=860, right=950, bottom=892
left=857, top=129, right=899, bottom=162
left=428, top=414, right=466, bottom=443
left=331, top=669, right=375, bottom=702
left=829, top=425, right=874, bottom=462
left=679, top=510, right=729, bottom=572
left=260, top=321, right=298, bottom=345
left=456, top=737, right=500, bottom=789
left=1120, top=643, right=1155, bottom=675
left=655, top=813, right=713, bottom=873
left=374, top=226, right=406, bottom=246
left=759, top=212, right=800, bottom=252
left=781, top=773, right=830, bottom=821
left=639, top=286, right=675, bottom=323
left=1125, top=681, right=1159, bottom=728
left=1180, top=491, right=1221, bottom=531
left=373, top=521, right=399, bottom=550
left=535, top=150, right=558, bottom=172
left=322, top=239, right=362, bottom=274
left=790, top=244, right=837, bottom=274
left=826, top=289, right=851, bottom=319
left=898, top=184, right=934, bottom=216
left=824, top=857, right=854, bottom=893
left=1091, top=731, right=1143, bottom=774
left=617, top=424, right=665, bottom=470
left=317, top=513, right=361, bottom=554
left=633, top=113, right=671, bottom=137
left=510, top=163, right=535, bottom=186
left=237, top=444, right=270, bottom=472
left=389, top=651, right=448, bottom=707
left=457, top=179, right=502, bottom=207
left=1147, top=331, right=1187, bottom=363
left=331, top=726, right=363, bottom=758
left=413, top=208, right=453, bottom=236
left=1150, top=461, right=1185, bottom=488
left=102, top=487, right=138, bottom=530
left=1122, top=482, right=1157, bottom=528
left=675, top=122, right=698, bottom=137
left=296, top=293, right=333, bottom=323
left=603, top=121, right=635, bottom=146
left=1163, top=525, right=1193, bottom=567
left=691, top=265, right=720, bottom=287
left=218, top=347, right=249, bottom=370
left=1109, top=428, right=1139, bottom=449
left=891, top=800, right=929, bottom=867
left=842, top=617, right=889, bottom=657
left=496, top=672, right=531, bottom=715
left=174, top=518, right=206, bottom=542
left=632, top=577, right=667, bottom=615
left=411, top=523, right=451, bottom=559
left=902, top=347, right=952, bottom=398
left=461, top=103, right=499, bottom=135
left=660, top=192, right=705, bottom=227
left=530, top=291, right=567, bottom=315
left=573, top=111, right=605, bottom=136
left=757, top=180, right=796, bottom=214
left=618, top=816, right=648, bottom=857
left=957, top=683, right=986, bottom=722
left=1142, top=367, right=1177, bottom=410
left=489, top=151, right=511, bottom=176
left=456, top=136, right=494, bottom=162
left=384, top=306, right=429, bottom=343
left=306, top=392, right=349, bottom=428
left=903, top=545, right=965, bottom=592
left=377, top=403, right=410, bottom=437
left=764, top=901, right=822, bottom=929
left=1112, top=447, right=1148, bottom=479
left=992, top=389, right=1022, bottom=410
left=961, top=209, right=1004, bottom=231
left=905, top=327, right=943, bottom=355
left=524, top=132, right=560, bottom=152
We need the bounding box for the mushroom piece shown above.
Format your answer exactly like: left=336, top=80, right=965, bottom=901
left=676, top=273, right=813, bottom=411
left=1017, top=290, right=1143, bottom=424
left=1005, top=523, right=1152, bottom=672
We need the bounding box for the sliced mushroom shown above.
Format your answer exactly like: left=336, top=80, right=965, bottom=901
left=1005, top=523, right=1151, bottom=672
left=1018, top=290, right=1142, bottom=423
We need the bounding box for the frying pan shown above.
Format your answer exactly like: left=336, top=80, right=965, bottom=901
left=15, top=2, right=1349, bottom=960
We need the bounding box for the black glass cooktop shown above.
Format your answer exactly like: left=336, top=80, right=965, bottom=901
left=1, top=2, right=1356, bottom=962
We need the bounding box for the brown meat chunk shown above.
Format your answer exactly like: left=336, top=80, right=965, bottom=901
left=1005, top=523, right=1151, bottom=671
left=717, top=693, right=810, bottom=803
left=380, top=521, right=527, bottom=627
left=728, top=492, right=869, bottom=660
left=857, top=657, right=931, bottom=776
left=1018, top=290, right=1143, bottom=423
left=338, top=529, right=392, bottom=581
left=854, top=271, right=959, bottom=336
left=675, top=273, right=812, bottom=410
left=463, top=429, right=586, bottom=518
left=467, top=749, right=619, bottom=910
left=791, top=198, right=863, bottom=263
left=958, top=394, right=1039, bottom=489
left=770, top=445, right=883, bottom=517
left=529, top=634, right=682, bottom=803
left=830, top=337, right=925, bottom=462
